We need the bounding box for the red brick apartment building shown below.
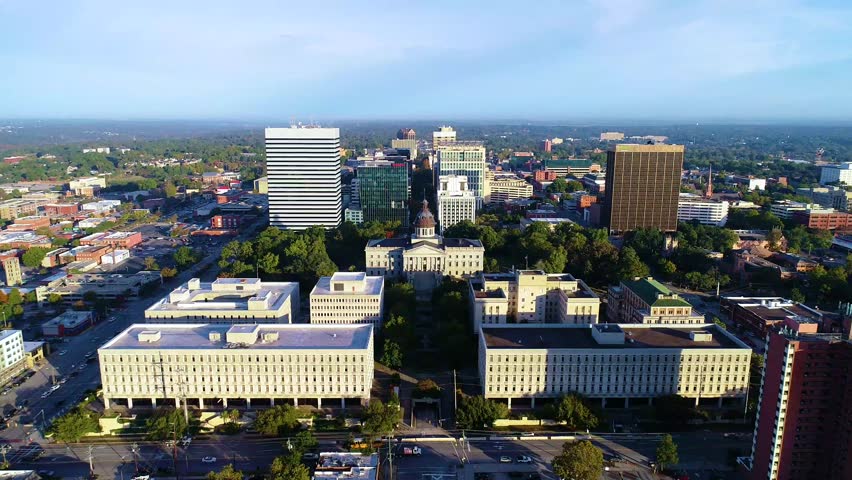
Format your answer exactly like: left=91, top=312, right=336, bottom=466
left=792, top=210, right=852, bottom=230
left=210, top=215, right=242, bottom=230
left=44, top=203, right=81, bottom=216
left=748, top=328, right=852, bottom=480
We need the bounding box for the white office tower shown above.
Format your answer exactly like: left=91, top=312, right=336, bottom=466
left=437, top=175, right=476, bottom=233
left=432, top=126, right=457, bottom=149
left=436, top=142, right=487, bottom=207
left=266, top=127, right=342, bottom=229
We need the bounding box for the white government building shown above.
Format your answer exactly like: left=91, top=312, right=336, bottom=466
left=365, top=200, right=484, bottom=287
left=144, top=278, right=300, bottom=324
left=99, top=323, right=374, bottom=409
left=266, top=127, right=342, bottom=229
left=310, top=272, right=384, bottom=326
left=469, top=270, right=600, bottom=332
left=479, top=324, right=751, bottom=409
left=437, top=174, right=476, bottom=233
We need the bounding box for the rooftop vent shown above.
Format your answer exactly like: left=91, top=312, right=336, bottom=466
left=209, top=332, right=222, bottom=342
left=690, top=331, right=713, bottom=342
left=138, top=330, right=161, bottom=343
left=262, top=332, right=279, bottom=342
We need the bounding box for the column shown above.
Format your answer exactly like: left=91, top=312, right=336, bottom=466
left=175, top=397, right=181, bottom=408
left=294, top=398, right=298, bottom=407
left=648, top=397, right=654, bottom=406
left=717, top=397, right=723, bottom=408
left=271, top=398, right=275, bottom=406
left=222, top=398, right=228, bottom=408
left=151, top=398, right=157, bottom=407
left=695, top=396, right=700, bottom=407
left=530, top=397, right=535, bottom=409
left=127, top=398, right=133, bottom=409
left=246, top=398, right=252, bottom=409
left=601, top=398, right=607, bottom=408
left=198, top=398, right=204, bottom=409
left=507, top=398, right=512, bottom=410
left=624, top=398, right=629, bottom=408
left=317, top=398, right=322, bottom=408
left=341, top=398, right=346, bottom=409
left=103, top=397, right=110, bottom=409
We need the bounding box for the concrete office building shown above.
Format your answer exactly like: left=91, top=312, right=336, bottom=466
left=1, top=257, right=22, bottom=287
left=145, top=278, right=299, bottom=324
left=266, top=127, right=342, bottom=229
left=436, top=142, right=487, bottom=206
left=487, top=175, right=533, bottom=204
left=604, top=144, right=684, bottom=234
left=432, top=126, right=457, bottom=148
left=720, top=296, right=825, bottom=337
left=357, top=160, right=409, bottom=225
left=677, top=194, right=730, bottom=226
left=68, top=176, right=106, bottom=197
left=819, top=161, right=852, bottom=186
left=748, top=328, right=852, bottom=480
left=36, top=272, right=162, bottom=304
left=469, top=270, right=599, bottom=332
left=253, top=176, right=268, bottom=194
left=437, top=175, right=476, bottom=233
left=796, top=185, right=852, bottom=211
left=0, top=330, right=25, bottom=387
left=600, top=132, right=625, bottom=141
left=98, top=323, right=374, bottom=409
left=607, top=277, right=704, bottom=324
left=479, top=324, right=750, bottom=408
left=310, top=272, right=384, bottom=326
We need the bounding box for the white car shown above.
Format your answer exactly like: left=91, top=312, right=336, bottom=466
left=499, top=456, right=512, bottom=463
left=516, top=455, right=532, bottom=464
left=58, top=350, right=68, bottom=356
left=201, top=456, right=216, bottom=464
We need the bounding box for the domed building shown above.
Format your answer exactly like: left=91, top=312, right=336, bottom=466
left=365, top=200, right=485, bottom=292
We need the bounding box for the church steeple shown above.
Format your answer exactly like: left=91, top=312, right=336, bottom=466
left=705, top=164, right=713, bottom=198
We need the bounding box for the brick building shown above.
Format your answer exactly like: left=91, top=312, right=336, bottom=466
left=44, top=203, right=81, bottom=216
left=210, top=215, right=242, bottom=230
left=792, top=210, right=852, bottom=230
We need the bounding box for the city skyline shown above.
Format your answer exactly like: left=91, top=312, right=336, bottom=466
left=2, top=0, right=852, bottom=121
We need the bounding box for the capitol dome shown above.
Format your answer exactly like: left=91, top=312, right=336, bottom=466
left=414, top=199, right=436, bottom=229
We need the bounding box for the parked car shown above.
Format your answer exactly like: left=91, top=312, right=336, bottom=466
left=499, top=456, right=512, bottom=463
left=201, top=456, right=217, bottom=464
left=516, top=455, right=532, bottom=464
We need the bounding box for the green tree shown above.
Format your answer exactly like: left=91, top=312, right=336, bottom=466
left=655, top=434, right=680, bottom=471
left=161, top=266, right=178, bottom=279
left=253, top=405, right=301, bottom=436
left=713, top=317, right=727, bottom=330
left=789, top=287, right=806, bottom=303
left=455, top=396, right=509, bottom=429
left=223, top=409, right=240, bottom=424
left=173, top=246, right=199, bottom=269
left=554, top=394, right=599, bottom=431
left=546, top=178, right=569, bottom=194
left=380, top=339, right=403, bottom=370
left=21, top=247, right=50, bottom=268
left=289, top=430, right=318, bottom=454
left=143, top=256, right=160, bottom=271
left=551, top=440, right=604, bottom=480
left=206, top=465, right=244, bottom=480
left=361, top=400, right=400, bottom=438
left=617, top=246, right=650, bottom=280
left=258, top=252, right=280, bottom=275
left=269, top=455, right=310, bottom=480
left=50, top=408, right=101, bottom=442
left=163, top=181, right=178, bottom=198
left=7, top=289, right=22, bottom=306
left=48, top=293, right=63, bottom=304
left=145, top=408, right=188, bottom=440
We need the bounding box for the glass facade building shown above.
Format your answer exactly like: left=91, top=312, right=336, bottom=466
left=357, top=161, right=410, bottom=225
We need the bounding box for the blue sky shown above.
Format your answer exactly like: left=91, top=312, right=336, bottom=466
left=2, top=0, right=852, bottom=121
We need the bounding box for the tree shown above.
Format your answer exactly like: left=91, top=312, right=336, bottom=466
left=253, top=405, right=301, bottom=436
left=48, top=293, right=63, bottom=304
left=21, top=247, right=49, bottom=268
left=161, top=266, right=178, bottom=279
left=143, top=256, right=160, bottom=271
left=455, top=396, right=509, bottom=429
left=617, top=246, right=649, bottom=279
left=789, top=287, right=805, bottom=303
left=551, top=440, right=604, bottom=480
left=655, top=434, right=679, bottom=472
left=553, top=394, right=599, bottom=431
left=413, top=379, right=442, bottom=399
left=0, top=291, right=7, bottom=304
left=145, top=408, right=189, bottom=440
left=269, top=455, right=310, bottom=480
left=380, top=339, right=403, bottom=370
left=223, top=409, right=240, bottom=424
left=7, top=289, right=22, bottom=306
left=173, top=246, right=199, bottom=269
left=50, top=408, right=100, bottom=442
left=713, top=317, right=727, bottom=330
left=361, top=400, right=400, bottom=438
left=258, top=252, right=280, bottom=275
left=289, top=430, right=318, bottom=454
left=163, top=181, right=178, bottom=198
left=206, top=465, right=244, bottom=480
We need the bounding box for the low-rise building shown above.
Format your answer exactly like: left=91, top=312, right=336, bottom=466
left=677, top=194, right=729, bottom=226
left=519, top=217, right=576, bottom=231
left=731, top=176, right=766, bottom=191
left=253, top=176, right=268, bottom=194
left=81, top=199, right=122, bottom=214
left=0, top=232, right=51, bottom=249
left=607, top=277, right=703, bottom=324
left=73, top=245, right=112, bottom=263
left=23, top=341, right=47, bottom=369
left=41, top=248, right=70, bottom=268
left=796, top=185, right=852, bottom=211
left=80, top=231, right=143, bottom=249
left=581, top=172, right=606, bottom=194
left=101, top=249, right=130, bottom=265
left=487, top=176, right=533, bottom=204
left=310, top=272, right=384, bottom=326
left=480, top=324, right=750, bottom=408
left=36, top=271, right=161, bottom=303
left=210, top=215, right=243, bottom=230
left=144, top=278, right=299, bottom=324
left=68, top=176, right=106, bottom=197
left=6, top=216, right=51, bottom=232
left=469, top=270, right=599, bottom=332
left=42, top=311, right=96, bottom=337
left=0, top=199, right=39, bottom=220
left=0, top=330, right=25, bottom=388
left=44, top=202, right=82, bottom=216
left=99, top=323, right=374, bottom=409
left=720, top=296, right=825, bottom=336
left=543, top=159, right=600, bottom=177
left=793, top=209, right=852, bottom=230
left=314, top=453, right=378, bottom=480
left=819, top=161, right=852, bottom=186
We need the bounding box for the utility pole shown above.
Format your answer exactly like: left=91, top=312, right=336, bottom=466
left=87, top=445, right=95, bottom=477
left=452, top=369, right=458, bottom=421
left=131, top=442, right=139, bottom=473
left=387, top=435, right=393, bottom=480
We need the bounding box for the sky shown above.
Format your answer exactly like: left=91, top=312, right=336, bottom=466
left=2, top=0, right=852, bottom=122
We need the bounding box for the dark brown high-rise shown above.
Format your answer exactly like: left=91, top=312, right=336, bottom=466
left=603, top=144, right=684, bottom=234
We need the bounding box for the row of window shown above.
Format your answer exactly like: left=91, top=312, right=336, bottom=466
left=103, top=354, right=370, bottom=364
left=488, top=354, right=749, bottom=363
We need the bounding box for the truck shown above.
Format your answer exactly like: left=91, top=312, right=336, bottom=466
left=401, top=446, right=422, bottom=456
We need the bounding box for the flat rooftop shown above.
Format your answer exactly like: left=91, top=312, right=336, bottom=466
left=101, top=324, right=373, bottom=351
left=312, top=275, right=383, bottom=296
left=482, top=325, right=744, bottom=350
